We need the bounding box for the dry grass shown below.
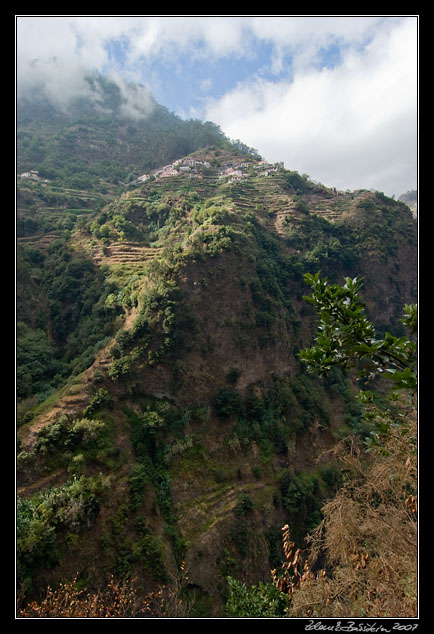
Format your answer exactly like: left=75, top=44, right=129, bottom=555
left=273, top=413, right=418, bottom=618
left=17, top=567, right=189, bottom=618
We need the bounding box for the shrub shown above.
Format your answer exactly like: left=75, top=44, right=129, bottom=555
left=225, top=577, right=289, bottom=618
left=36, top=415, right=70, bottom=454
left=213, top=388, right=242, bottom=419
left=18, top=572, right=187, bottom=617
left=71, top=418, right=106, bottom=447
left=108, top=355, right=132, bottom=380
left=141, top=410, right=165, bottom=433
left=234, top=493, right=254, bottom=518
left=18, top=574, right=141, bottom=617
left=17, top=475, right=109, bottom=589
left=17, top=496, right=57, bottom=590
left=83, top=388, right=112, bottom=417
left=128, top=462, right=150, bottom=508
left=16, top=322, right=63, bottom=398
left=288, top=415, right=417, bottom=617
left=67, top=453, right=86, bottom=476
left=17, top=450, right=37, bottom=473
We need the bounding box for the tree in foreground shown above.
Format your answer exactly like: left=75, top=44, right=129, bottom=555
left=298, top=272, right=416, bottom=390
left=299, top=273, right=417, bottom=451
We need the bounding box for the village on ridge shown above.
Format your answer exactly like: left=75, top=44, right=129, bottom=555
left=131, top=157, right=285, bottom=186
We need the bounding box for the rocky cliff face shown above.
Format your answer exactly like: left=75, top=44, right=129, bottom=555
left=17, top=148, right=417, bottom=615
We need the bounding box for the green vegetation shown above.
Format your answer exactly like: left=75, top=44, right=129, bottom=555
left=213, top=388, right=243, bottom=419
left=299, top=273, right=417, bottom=386
left=17, top=73, right=259, bottom=220
left=17, top=241, right=121, bottom=404
left=17, top=474, right=111, bottom=594
left=299, top=273, right=417, bottom=454
left=225, top=577, right=289, bottom=617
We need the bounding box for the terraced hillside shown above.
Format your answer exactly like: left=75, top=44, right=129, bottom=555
left=17, top=232, right=62, bottom=251
left=92, top=242, right=164, bottom=266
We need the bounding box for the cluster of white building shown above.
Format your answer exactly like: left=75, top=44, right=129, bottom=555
left=18, top=170, right=49, bottom=183
left=131, top=157, right=284, bottom=186
left=217, top=159, right=284, bottom=183
left=134, top=158, right=211, bottom=184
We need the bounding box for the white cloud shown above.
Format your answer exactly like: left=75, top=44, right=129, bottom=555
left=17, top=15, right=386, bottom=78
left=124, top=16, right=252, bottom=63
left=16, top=15, right=417, bottom=194
left=17, top=16, right=116, bottom=72
left=205, top=17, right=417, bottom=196
left=16, top=16, right=155, bottom=118
left=122, top=15, right=387, bottom=67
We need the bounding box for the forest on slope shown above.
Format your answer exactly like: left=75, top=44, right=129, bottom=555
left=16, top=74, right=417, bottom=618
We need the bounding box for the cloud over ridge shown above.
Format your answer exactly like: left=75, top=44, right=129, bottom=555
left=16, top=15, right=417, bottom=196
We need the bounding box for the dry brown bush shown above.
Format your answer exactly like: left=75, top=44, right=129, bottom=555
left=282, top=413, right=418, bottom=618
left=17, top=571, right=187, bottom=618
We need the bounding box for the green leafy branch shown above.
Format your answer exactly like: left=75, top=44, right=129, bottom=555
left=298, top=273, right=417, bottom=390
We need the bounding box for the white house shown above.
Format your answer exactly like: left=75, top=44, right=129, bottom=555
left=160, top=169, right=178, bottom=178
left=19, top=170, right=48, bottom=183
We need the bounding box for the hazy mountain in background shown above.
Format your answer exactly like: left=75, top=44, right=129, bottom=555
left=398, top=189, right=417, bottom=217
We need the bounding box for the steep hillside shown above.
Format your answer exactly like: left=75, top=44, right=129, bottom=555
left=16, top=128, right=417, bottom=614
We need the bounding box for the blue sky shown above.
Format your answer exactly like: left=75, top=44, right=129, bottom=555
left=16, top=15, right=418, bottom=197
left=138, top=44, right=280, bottom=118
